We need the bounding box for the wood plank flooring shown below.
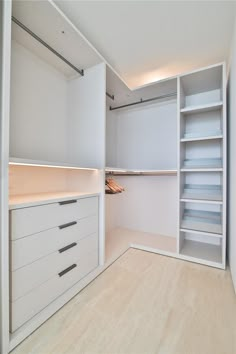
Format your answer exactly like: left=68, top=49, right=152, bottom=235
left=11, top=249, right=236, bottom=354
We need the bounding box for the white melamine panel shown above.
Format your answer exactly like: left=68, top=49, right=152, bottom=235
left=184, top=140, right=222, bottom=160
left=11, top=214, right=98, bottom=270
left=105, top=176, right=177, bottom=238
left=10, top=248, right=98, bottom=332
left=10, top=196, right=98, bottom=240
left=184, top=90, right=222, bottom=107
left=10, top=40, right=68, bottom=162
left=0, top=1, right=11, bottom=353
left=106, top=107, right=118, bottom=167
left=182, top=109, right=223, bottom=139
left=113, top=100, right=177, bottom=169
left=180, top=65, right=222, bottom=100
left=228, top=20, right=236, bottom=292
left=105, top=193, right=123, bottom=233
left=180, top=239, right=222, bottom=264
left=11, top=233, right=98, bottom=301
left=67, top=63, right=106, bottom=168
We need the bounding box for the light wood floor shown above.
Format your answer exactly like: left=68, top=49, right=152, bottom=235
left=11, top=249, right=236, bottom=354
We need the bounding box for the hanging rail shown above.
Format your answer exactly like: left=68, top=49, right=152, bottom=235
left=106, top=92, right=115, bottom=100
left=12, top=16, right=84, bottom=76
left=110, top=92, right=177, bottom=111
left=105, top=169, right=177, bottom=176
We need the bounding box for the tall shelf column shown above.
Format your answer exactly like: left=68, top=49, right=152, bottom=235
left=177, top=63, right=226, bottom=269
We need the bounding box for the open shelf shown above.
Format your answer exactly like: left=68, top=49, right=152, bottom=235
left=181, top=101, right=223, bottom=114
left=180, top=239, right=222, bottom=264
left=181, top=209, right=222, bottom=235
left=182, top=157, right=223, bottom=170
left=9, top=157, right=98, bottom=171
left=181, top=184, right=222, bottom=202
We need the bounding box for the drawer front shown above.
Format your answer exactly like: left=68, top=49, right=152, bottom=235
left=10, top=196, right=98, bottom=240
left=11, top=233, right=98, bottom=302
left=11, top=214, right=98, bottom=270
left=11, top=248, right=98, bottom=332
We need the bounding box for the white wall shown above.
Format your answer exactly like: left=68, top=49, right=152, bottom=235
left=10, top=41, right=106, bottom=170
left=106, top=99, right=177, bottom=169
left=10, top=40, right=68, bottom=162
left=228, top=19, right=236, bottom=292
left=105, top=175, right=177, bottom=238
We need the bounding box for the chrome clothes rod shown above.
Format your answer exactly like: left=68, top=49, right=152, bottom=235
left=12, top=16, right=84, bottom=76
left=110, top=92, right=177, bottom=111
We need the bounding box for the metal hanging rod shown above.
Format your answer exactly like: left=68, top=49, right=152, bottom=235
left=106, top=92, right=115, bottom=100
left=12, top=16, right=84, bottom=76
left=110, top=92, right=177, bottom=111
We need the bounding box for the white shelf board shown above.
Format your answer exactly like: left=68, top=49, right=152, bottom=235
left=9, top=157, right=98, bottom=171
left=181, top=135, right=223, bottom=143
left=180, top=240, right=222, bottom=264
left=180, top=228, right=222, bottom=239
left=181, top=168, right=223, bottom=172
left=181, top=219, right=222, bottom=235
left=9, top=191, right=100, bottom=209
left=180, top=198, right=223, bottom=205
left=105, top=167, right=177, bottom=176
left=180, top=101, right=223, bottom=114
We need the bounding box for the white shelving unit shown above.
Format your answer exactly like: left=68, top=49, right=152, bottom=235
left=178, top=63, right=226, bottom=268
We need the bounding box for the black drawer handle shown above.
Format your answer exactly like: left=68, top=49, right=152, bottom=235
left=58, top=264, right=77, bottom=277
left=59, top=221, right=77, bottom=230
left=58, top=242, right=77, bottom=254
left=59, top=199, right=77, bottom=206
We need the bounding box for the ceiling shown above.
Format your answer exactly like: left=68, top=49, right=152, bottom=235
left=55, top=0, right=236, bottom=89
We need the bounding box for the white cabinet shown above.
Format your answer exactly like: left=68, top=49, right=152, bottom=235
left=9, top=195, right=99, bottom=333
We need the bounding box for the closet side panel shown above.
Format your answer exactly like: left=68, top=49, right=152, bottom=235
left=106, top=108, right=118, bottom=167
left=0, top=1, right=11, bottom=353
left=67, top=62, right=106, bottom=169
left=10, top=40, right=68, bottom=162
left=116, top=100, right=177, bottom=169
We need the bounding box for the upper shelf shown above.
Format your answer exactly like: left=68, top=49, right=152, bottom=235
left=180, top=101, right=223, bottom=115
left=105, top=167, right=177, bottom=176
left=12, top=0, right=103, bottom=78
left=9, top=157, right=99, bottom=171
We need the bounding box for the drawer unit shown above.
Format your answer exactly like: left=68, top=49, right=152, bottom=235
left=10, top=196, right=98, bottom=240
left=11, top=232, right=98, bottom=302
left=11, top=214, right=98, bottom=271
left=11, top=248, right=98, bottom=332
left=9, top=194, right=100, bottom=333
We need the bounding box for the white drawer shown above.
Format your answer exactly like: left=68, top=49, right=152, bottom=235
left=10, top=196, right=98, bottom=240
left=10, top=248, right=98, bottom=332
left=11, top=233, right=98, bottom=302
left=11, top=214, right=98, bottom=270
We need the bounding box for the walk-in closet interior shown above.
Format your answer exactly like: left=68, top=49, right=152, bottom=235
left=0, top=0, right=231, bottom=353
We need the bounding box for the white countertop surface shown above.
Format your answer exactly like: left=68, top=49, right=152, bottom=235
left=9, top=191, right=100, bottom=210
